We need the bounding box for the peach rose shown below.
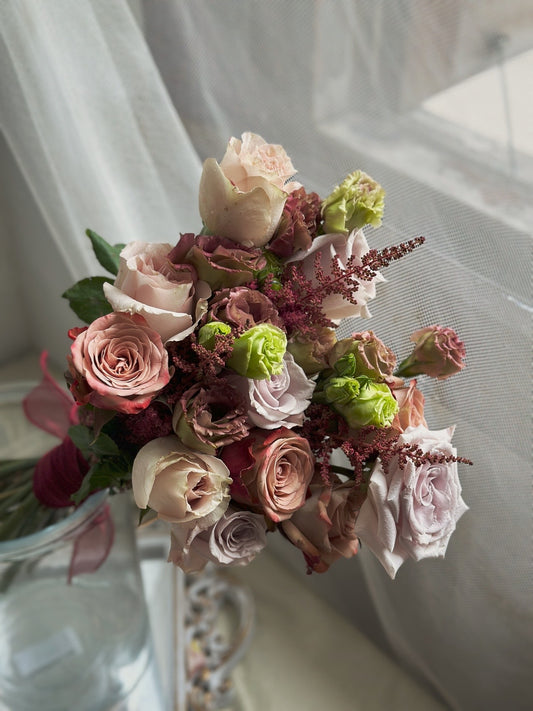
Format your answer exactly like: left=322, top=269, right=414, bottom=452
left=220, top=427, right=314, bottom=523
left=103, top=241, right=211, bottom=343
left=68, top=311, right=170, bottom=414
left=391, top=379, right=427, bottom=432
left=132, top=435, right=231, bottom=527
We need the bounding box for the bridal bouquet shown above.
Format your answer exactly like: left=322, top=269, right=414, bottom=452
left=6, top=133, right=470, bottom=579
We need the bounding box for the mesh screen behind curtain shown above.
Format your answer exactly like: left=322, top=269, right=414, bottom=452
left=1, top=1, right=532, bottom=709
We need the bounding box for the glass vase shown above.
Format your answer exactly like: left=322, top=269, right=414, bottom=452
left=0, top=490, right=152, bottom=711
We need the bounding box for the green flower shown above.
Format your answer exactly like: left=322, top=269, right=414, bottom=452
left=321, top=170, right=385, bottom=234
left=198, top=321, right=232, bottom=350
left=227, top=323, right=287, bottom=380
left=324, top=375, right=398, bottom=429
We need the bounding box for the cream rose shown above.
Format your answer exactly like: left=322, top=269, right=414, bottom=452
left=103, top=241, right=211, bottom=343
left=354, top=425, right=468, bottom=578
left=132, top=435, right=231, bottom=528
left=199, top=133, right=300, bottom=248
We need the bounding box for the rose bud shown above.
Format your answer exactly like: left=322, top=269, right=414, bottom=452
left=132, top=435, right=231, bottom=528
left=220, top=427, right=314, bottom=523
left=172, top=382, right=250, bottom=454
left=208, top=286, right=283, bottom=330
left=396, top=325, right=466, bottom=380
left=321, top=170, right=385, bottom=234
left=354, top=425, right=468, bottom=579
left=327, top=331, right=396, bottom=381
left=169, top=233, right=266, bottom=291
left=287, top=327, right=337, bottom=376
left=226, top=323, right=287, bottom=380
left=324, top=375, right=398, bottom=429
left=68, top=311, right=171, bottom=414
left=168, top=507, right=268, bottom=573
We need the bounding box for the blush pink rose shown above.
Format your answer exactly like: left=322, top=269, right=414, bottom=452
left=68, top=311, right=170, bottom=414
left=103, top=241, right=211, bottom=343
left=220, top=427, right=314, bottom=523
left=132, top=435, right=231, bottom=527
left=287, top=229, right=385, bottom=324
left=354, top=425, right=468, bottom=578
left=199, top=133, right=300, bottom=248
left=282, top=476, right=360, bottom=573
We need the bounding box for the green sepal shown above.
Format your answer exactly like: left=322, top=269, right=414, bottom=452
left=62, top=276, right=113, bottom=324
left=86, top=229, right=125, bottom=276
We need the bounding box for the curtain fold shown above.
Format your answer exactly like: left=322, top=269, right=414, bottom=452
left=1, top=2, right=531, bottom=709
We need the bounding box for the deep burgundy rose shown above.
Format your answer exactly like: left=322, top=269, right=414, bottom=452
left=208, top=287, right=283, bottom=329
left=169, top=233, right=266, bottom=291
left=220, top=427, right=314, bottom=523
left=268, top=187, right=322, bottom=258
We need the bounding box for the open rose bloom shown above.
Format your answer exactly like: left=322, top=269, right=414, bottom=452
left=43, top=131, right=469, bottom=578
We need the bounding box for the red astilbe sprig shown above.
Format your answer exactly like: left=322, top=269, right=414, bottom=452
left=265, top=236, right=425, bottom=338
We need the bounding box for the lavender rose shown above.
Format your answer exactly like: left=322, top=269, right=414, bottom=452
left=172, top=381, right=250, bottom=454
left=221, top=427, right=314, bottom=523
left=396, top=325, right=466, bottom=380
left=68, top=311, right=171, bottom=414
left=287, top=229, right=385, bottom=324
left=103, top=241, right=211, bottom=343
left=354, top=425, right=468, bottom=578
left=132, top=435, right=231, bottom=527
left=232, top=352, right=315, bottom=429
left=282, top=476, right=360, bottom=573
left=168, top=507, right=268, bottom=573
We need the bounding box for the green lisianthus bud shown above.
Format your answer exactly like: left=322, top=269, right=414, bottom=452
left=198, top=321, right=232, bottom=350
left=333, top=353, right=358, bottom=377
left=325, top=375, right=398, bottom=429
left=321, top=170, right=385, bottom=234
left=227, top=323, right=287, bottom=380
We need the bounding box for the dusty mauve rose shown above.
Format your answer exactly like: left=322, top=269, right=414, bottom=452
left=208, top=287, right=283, bottom=329
left=231, top=352, right=315, bottom=430
left=68, top=311, right=170, bottom=414
left=172, top=381, right=250, bottom=454
left=396, top=325, right=466, bottom=380
left=199, top=133, right=299, bottom=248
left=327, top=331, right=396, bottom=381
left=132, top=435, right=231, bottom=527
left=168, top=507, right=268, bottom=573
left=220, top=427, right=314, bottom=523
left=103, top=241, right=211, bottom=343
left=282, top=476, right=360, bottom=573
left=268, top=187, right=321, bottom=258
left=288, top=229, right=385, bottom=324
left=169, top=233, right=265, bottom=291
left=354, top=425, right=468, bottom=578
left=391, top=379, right=427, bottom=432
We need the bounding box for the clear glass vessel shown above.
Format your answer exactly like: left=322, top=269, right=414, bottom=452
left=0, top=490, right=152, bottom=711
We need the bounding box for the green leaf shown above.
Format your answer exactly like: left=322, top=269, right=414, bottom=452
left=68, top=424, right=93, bottom=457
left=86, top=229, right=125, bottom=276
left=90, top=432, right=121, bottom=458
left=62, top=276, right=113, bottom=323
left=71, top=459, right=125, bottom=505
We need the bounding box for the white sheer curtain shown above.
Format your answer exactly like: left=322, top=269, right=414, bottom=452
left=1, top=2, right=532, bottom=709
